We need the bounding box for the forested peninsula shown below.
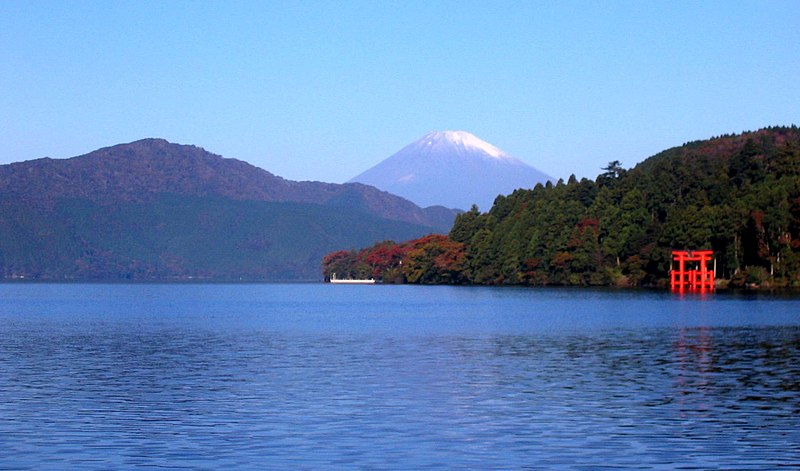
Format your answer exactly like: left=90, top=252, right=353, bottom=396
left=323, top=127, right=800, bottom=289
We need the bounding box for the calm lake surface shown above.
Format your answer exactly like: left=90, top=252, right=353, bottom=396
left=0, top=284, right=798, bottom=469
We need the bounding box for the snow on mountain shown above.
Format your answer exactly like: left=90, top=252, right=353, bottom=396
left=349, top=131, right=552, bottom=210
left=424, top=131, right=508, bottom=159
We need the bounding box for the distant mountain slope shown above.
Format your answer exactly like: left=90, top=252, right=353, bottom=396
left=0, top=139, right=456, bottom=281
left=0, top=196, right=435, bottom=281
left=0, top=138, right=456, bottom=230
left=349, top=131, right=552, bottom=210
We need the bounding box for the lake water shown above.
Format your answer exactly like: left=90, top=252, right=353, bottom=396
left=0, top=284, right=798, bottom=469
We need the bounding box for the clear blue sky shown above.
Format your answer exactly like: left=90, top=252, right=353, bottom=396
left=1, top=0, right=798, bottom=183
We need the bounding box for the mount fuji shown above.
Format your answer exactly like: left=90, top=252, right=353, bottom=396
left=349, top=131, right=552, bottom=210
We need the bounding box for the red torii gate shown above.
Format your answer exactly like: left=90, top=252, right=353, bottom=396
left=670, top=250, right=715, bottom=292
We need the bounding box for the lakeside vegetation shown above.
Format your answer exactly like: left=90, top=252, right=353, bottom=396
left=323, top=126, right=800, bottom=288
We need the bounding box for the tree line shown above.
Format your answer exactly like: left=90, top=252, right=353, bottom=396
left=323, top=126, right=800, bottom=288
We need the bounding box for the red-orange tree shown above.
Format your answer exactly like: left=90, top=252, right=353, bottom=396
left=321, top=235, right=466, bottom=284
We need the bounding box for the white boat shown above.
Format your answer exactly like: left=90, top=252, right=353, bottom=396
left=329, top=273, right=376, bottom=284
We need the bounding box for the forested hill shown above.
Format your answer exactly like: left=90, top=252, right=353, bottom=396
left=0, top=139, right=455, bottom=229
left=323, top=126, right=800, bottom=288
left=0, top=139, right=456, bottom=281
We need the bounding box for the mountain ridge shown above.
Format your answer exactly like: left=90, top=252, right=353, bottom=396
left=0, top=138, right=456, bottom=230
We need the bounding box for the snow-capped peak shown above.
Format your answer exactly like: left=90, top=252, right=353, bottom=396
left=424, top=131, right=507, bottom=159
left=349, top=130, right=552, bottom=210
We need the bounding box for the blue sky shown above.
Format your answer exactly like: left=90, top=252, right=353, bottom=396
left=1, top=0, right=798, bottom=183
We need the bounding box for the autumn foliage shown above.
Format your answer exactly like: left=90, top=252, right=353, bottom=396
left=322, top=235, right=466, bottom=284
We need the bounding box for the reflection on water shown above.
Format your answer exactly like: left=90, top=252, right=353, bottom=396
left=0, top=284, right=798, bottom=469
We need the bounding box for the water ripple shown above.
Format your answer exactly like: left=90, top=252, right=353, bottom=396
left=0, top=285, right=798, bottom=469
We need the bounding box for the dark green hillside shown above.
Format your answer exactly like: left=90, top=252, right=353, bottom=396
left=0, top=195, right=436, bottom=281
left=0, top=138, right=454, bottom=281
left=324, top=126, right=800, bottom=288
left=449, top=126, right=800, bottom=287
left=0, top=138, right=457, bottom=232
